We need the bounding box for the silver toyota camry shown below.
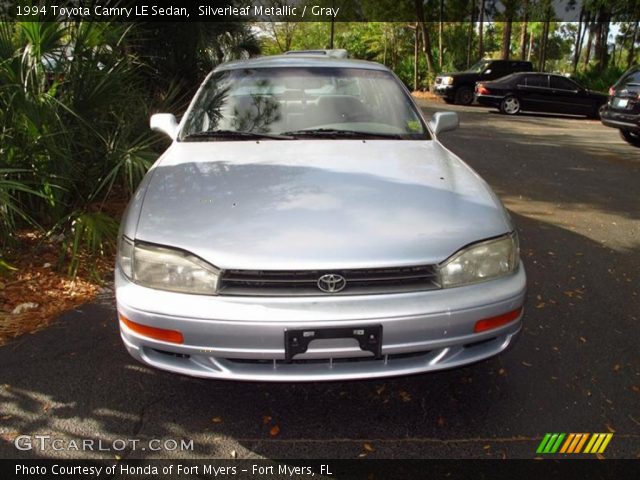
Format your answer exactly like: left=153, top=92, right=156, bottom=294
left=115, top=52, right=526, bottom=381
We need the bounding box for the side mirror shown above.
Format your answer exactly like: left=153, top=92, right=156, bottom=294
left=429, top=112, right=459, bottom=135
left=150, top=113, right=178, bottom=140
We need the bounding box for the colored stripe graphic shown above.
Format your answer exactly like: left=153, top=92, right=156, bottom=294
left=537, top=433, right=613, bottom=454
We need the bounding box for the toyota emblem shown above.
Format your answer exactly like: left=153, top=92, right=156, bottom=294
left=317, top=274, right=347, bottom=293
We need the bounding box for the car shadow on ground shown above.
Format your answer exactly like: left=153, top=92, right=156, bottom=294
left=486, top=110, right=590, bottom=121
left=1, top=211, right=638, bottom=460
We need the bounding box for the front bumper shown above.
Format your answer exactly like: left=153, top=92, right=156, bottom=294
left=433, top=84, right=455, bottom=99
left=115, top=265, right=526, bottom=381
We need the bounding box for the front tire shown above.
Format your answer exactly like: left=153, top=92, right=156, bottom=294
left=500, top=95, right=521, bottom=115
left=454, top=86, right=474, bottom=105
left=620, top=130, right=640, bottom=147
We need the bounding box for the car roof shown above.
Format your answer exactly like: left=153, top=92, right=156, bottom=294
left=215, top=54, right=390, bottom=72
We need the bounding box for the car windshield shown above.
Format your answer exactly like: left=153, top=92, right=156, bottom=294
left=466, top=60, right=490, bottom=73
left=179, top=67, right=430, bottom=140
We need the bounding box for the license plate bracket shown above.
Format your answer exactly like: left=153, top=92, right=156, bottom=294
left=284, top=325, right=383, bottom=363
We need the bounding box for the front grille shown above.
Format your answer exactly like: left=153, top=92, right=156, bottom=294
left=218, top=265, right=440, bottom=296
left=226, top=351, right=430, bottom=365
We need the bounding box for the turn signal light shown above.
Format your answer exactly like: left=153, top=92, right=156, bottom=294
left=473, top=307, right=523, bottom=333
left=477, top=85, right=490, bottom=95
left=119, top=314, right=184, bottom=344
left=608, top=86, right=615, bottom=96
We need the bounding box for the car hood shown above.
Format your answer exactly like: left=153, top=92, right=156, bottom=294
left=134, top=140, right=511, bottom=270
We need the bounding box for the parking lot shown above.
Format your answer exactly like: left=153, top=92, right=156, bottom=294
left=1, top=100, right=638, bottom=460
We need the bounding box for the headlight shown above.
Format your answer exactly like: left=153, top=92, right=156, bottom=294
left=441, top=76, right=454, bottom=86
left=438, top=233, right=519, bottom=288
left=118, top=236, right=134, bottom=278
left=118, top=238, right=220, bottom=295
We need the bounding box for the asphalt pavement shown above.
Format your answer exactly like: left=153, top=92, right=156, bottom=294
left=1, top=100, right=638, bottom=460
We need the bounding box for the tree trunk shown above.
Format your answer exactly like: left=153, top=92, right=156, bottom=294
left=438, top=0, right=443, bottom=68
left=502, top=19, right=513, bottom=60
left=414, top=23, right=419, bottom=91
left=329, top=18, right=335, bottom=49
left=467, top=0, right=475, bottom=67
left=628, top=21, right=639, bottom=68
left=593, top=9, right=605, bottom=71
left=572, top=7, right=584, bottom=72
left=616, top=23, right=630, bottom=67
left=539, top=21, right=549, bottom=71
left=527, top=28, right=534, bottom=61
left=478, top=0, right=485, bottom=59
left=519, top=22, right=527, bottom=61
left=520, top=0, right=529, bottom=60
left=415, top=0, right=436, bottom=78
left=584, top=18, right=594, bottom=68
left=600, top=15, right=610, bottom=70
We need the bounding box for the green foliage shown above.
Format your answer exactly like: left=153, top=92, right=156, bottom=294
left=573, top=66, right=626, bottom=92
left=0, top=257, right=17, bottom=276
left=0, top=19, right=262, bottom=276
left=0, top=168, right=45, bottom=247
left=63, top=211, right=119, bottom=277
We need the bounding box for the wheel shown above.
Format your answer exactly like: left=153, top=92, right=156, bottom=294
left=454, top=86, right=474, bottom=105
left=620, top=130, right=640, bottom=147
left=500, top=95, right=521, bottom=115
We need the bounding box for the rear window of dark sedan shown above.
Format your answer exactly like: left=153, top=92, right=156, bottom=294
left=617, top=68, right=640, bottom=87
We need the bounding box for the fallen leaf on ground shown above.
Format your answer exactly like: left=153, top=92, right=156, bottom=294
left=262, top=415, right=272, bottom=425
left=522, top=361, right=533, bottom=367
left=211, top=416, right=223, bottom=423
left=363, top=443, right=375, bottom=452
left=613, top=364, right=621, bottom=372
left=399, top=390, right=412, bottom=402
left=269, top=425, right=280, bottom=437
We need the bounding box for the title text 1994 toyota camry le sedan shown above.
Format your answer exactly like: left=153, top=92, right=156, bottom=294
left=115, top=52, right=526, bottom=381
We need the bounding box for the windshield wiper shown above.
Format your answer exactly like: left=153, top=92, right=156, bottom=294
left=182, top=130, right=293, bottom=141
left=281, top=129, right=405, bottom=139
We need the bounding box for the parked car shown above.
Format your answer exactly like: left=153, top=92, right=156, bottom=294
left=600, top=65, right=640, bottom=147
left=475, top=72, right=607, bottom=117
left=434, top=59, right=533, bottom=105
left=116, top=52, right=526, bottom=381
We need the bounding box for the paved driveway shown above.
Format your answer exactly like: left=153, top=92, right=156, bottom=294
left=1, top=101, right=638, bottom=459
